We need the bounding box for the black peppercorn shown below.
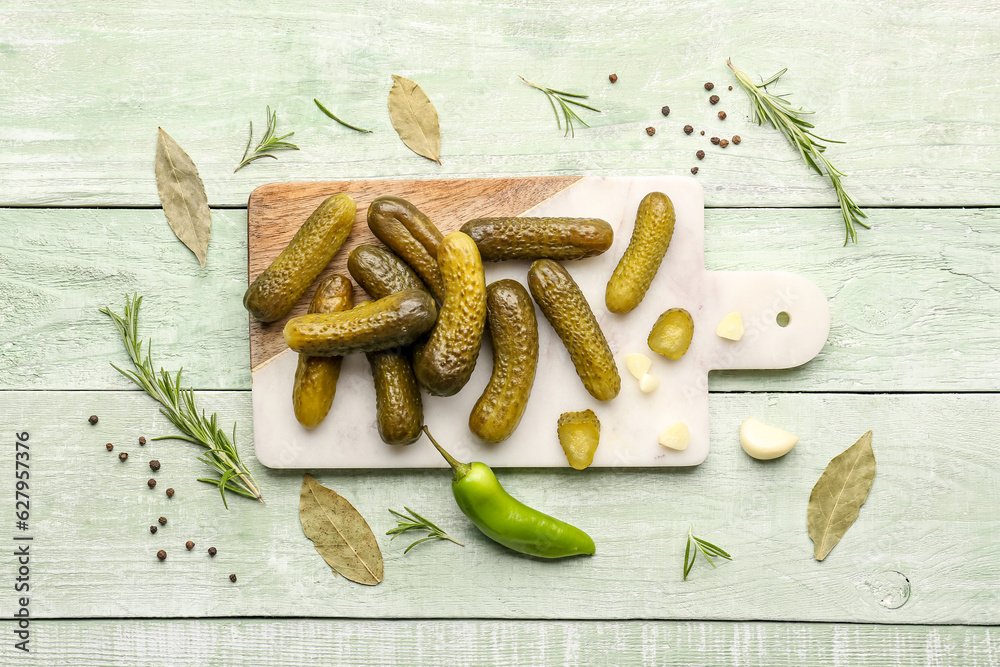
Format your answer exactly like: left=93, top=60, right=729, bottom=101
left=728, top=85, right=733, bottom=91
left=186, top=541, right=195, bottom=550
left=710, top=95, right=720, bottom=105
left=229, top=574, right=237, bottom=583
left=609, top=74, right=618, bottom=83
left=683, top=125, right=693, bottom=135
left=106, top=443, right=114, bottom=451
left=88, top=415, right=99, bottom=425
left=166, top=488, right=175, bottom=498
left=139, top=436, right=146, bottom=445
left=700, top=130, right=705, bottom=135
left=720, top=139, right=730, bottom=148
left=157, top=550, right=166, bottom=561
left=704, top=82, right=714, bottom=90
left=208, top=547, right=217, bottom=557
left=149, top=460, right=160, bottom=472
left=691, top=167, right=699, bottom=174
left=150, top=526, right=157, bottom=534
left=645, top=126, right=656, bottom=136
left=711, top=137, right=720, bottom=145
left=118, top=452, right=128, bottom=462
left=661, top=106, right=670, bottom=117
left=158, top=516, right=167, bottom=526
left=732, top=135, right=742, bottom=144
left=696, top=150, right=705, bottom=160
left=718, top=111, right=727, bottom=120
left=147, top=478, right=156, bottom=489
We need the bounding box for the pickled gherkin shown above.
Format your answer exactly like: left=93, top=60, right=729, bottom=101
left=413, top=232, right=487, bottom=397
left=283, top=289, right=437, bottom=356
left=558, top=410, right=601, bottom=470
left=244, top=193, right=356, bottom=322
left=292, top=275, right=354, bottom=429
left=367, top=196, right=446, bottom=301
left=605, top=191, right=675, bottom=314
left=460, top=217, right=613, bottom=262
left=469, top=280, right=538, bottom=442
left=528, top=259, right=620, bottom=401
left=348, top=244, right=427, bottom=446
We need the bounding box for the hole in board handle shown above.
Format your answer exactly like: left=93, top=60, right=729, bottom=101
left=776, top=311, right=791, bottom=327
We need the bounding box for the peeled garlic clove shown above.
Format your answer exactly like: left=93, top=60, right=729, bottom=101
left=625, top=353, right=652, bottom=380
left=716, top=311, right=744, bottom=341
left=639, top=373, right=659, bottom=393
left=658, top=422, right=690, bottom=450
left=739, top=417, right=798, bottom=460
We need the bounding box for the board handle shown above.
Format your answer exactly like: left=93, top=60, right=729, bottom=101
left=701, top=271, right=830, bottom=371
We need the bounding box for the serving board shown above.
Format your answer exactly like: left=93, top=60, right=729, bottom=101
left=248, top=176, right=830, bottom=469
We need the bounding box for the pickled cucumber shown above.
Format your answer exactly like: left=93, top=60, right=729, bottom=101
left=648, top=308, right=693, bottom=360
left=469, top=280, right=539, bottom=442
left=368, top=350, right=423, bottom=445
left=284, top=289, right=437, bottom=356
left=460, top=217, right=613, bottom=262
left=413, top=232, right=487, bottom=397
left=528, top=259, right=620, bottom=401
left=347, top=244, right=426, bottom=446
left=292, top=275, right=354, bottom=429
left=558, top=410, right=601, bottom=470
left=244, top=193, right=357, bottom=322
left=367, top=196, right=446, bottom=301
left=347, top=244, right=429, bottom=299
left=605, top=191, right=675, bottom=314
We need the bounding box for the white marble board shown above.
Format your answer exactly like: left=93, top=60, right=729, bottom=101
left=252, top=176, right=830, bottom=468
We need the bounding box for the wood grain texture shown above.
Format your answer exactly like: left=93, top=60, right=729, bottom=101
left=247, top=177, right=580, bottom=368
left=4, top=390, right=997, bottom=623
left=2, top=207, right=998, bottom=392
left=7, top=619, right=1000, bottom=666
left=0, top=0, right=998, bottom=208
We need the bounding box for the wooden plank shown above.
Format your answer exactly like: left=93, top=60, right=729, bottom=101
left=4, top=390, right=997, bottom=623
left=0, top=0, right=998, bottom=208
left=2, top=207, right=998, bottom=392
left=247, top=176, right=581, bottom=368
left=7, top=619, right=1000, bottom=666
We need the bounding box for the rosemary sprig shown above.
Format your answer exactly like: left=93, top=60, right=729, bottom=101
left=100, top=294, right=263, bottom=508
left=519, top=76, right=600, bottom=137
left=387, top=507, right=464, bottom=554
left=314, top=98, right=372, bottom=133
left=683, top=525, right=732, bottom=581
left=727, top=59, right=869, bottom=245
left=234, top=105, right=299, bottom=173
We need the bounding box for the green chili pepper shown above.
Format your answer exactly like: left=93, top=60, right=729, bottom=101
left=424, top=427, right=595, bottom=559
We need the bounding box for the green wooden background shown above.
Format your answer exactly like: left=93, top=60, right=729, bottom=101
left=1, top=0, right=999, bottom=664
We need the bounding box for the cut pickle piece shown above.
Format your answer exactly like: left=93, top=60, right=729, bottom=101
left=648, top=308, right=694, bottom=360
left=557, top=410, right=601, bottom=470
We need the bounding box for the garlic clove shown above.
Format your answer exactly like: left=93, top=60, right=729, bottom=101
left=739, top=417, right=798, bottom=460
left=639, top=373, right=659, bottom=393
left=716, top=311, right=744, bottom=341
left=658, top=422, right=690, bottom=450
left=625, top=353, right=652, bottom=380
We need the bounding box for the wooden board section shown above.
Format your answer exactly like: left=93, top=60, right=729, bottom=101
left=15, top=619, right=1000, bottom=666
left=8, top=389, right=999, bottom=623
left=247, top=177, right=581, bottom=369
left=1, top=1, right=998, bottom=209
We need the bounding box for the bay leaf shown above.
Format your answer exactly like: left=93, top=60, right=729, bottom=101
left=807, top=430, right=876, bottom=561
left=299, top=474, right=384, bottom=585
left=154, top=128, right=211, bottom=267
left=387, top=74, right=442, bottom=164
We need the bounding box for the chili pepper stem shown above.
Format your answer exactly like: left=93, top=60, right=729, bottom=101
left=422, top=426, right=472, bottom=482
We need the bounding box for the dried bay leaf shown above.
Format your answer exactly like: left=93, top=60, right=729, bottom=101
left=154, top=128, right=211, bottom=267
left=807, top=430, right=876, bottom=561
left=299, top=474, right=384, bottom=585
left=388, top=74, right=442, bottom=164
